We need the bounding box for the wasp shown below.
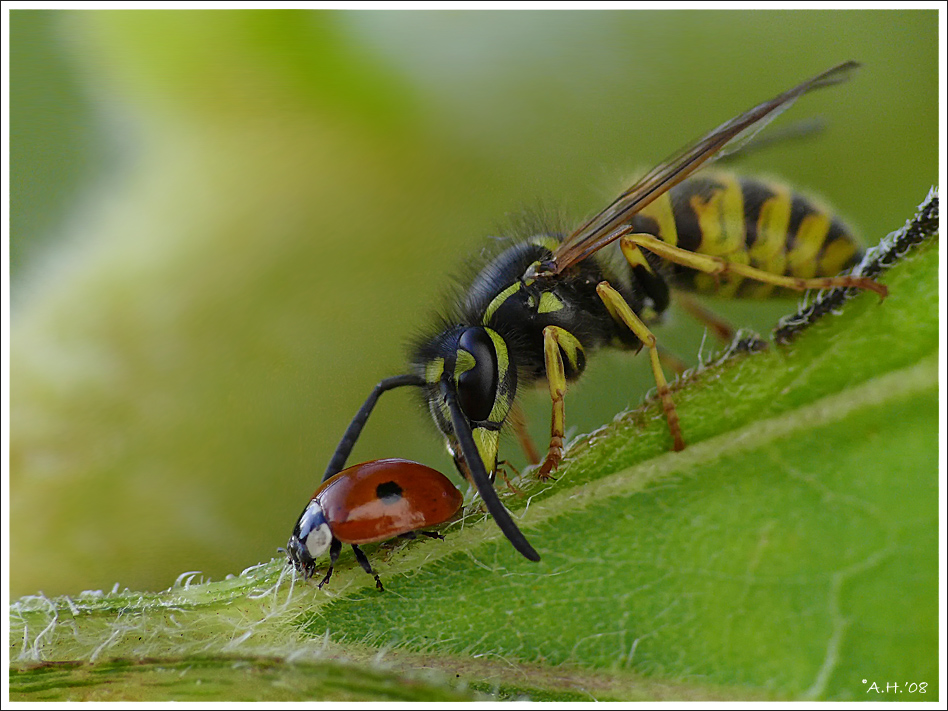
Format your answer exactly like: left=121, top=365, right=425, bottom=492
left=288, top=61, right=887, bottom=569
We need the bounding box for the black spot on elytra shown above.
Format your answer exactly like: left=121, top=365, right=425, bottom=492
left=376, top=480, right=403, bottom=504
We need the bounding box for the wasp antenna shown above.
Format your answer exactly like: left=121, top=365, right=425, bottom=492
left=323, top=374, right=426, bottom=482
left=442, top=381, right=541, bottom=562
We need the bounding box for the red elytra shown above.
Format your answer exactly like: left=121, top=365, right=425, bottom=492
left=315, top=458, right=463, bottom=544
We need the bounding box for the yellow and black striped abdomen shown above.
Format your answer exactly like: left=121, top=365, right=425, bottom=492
left=628, top=171, right=863, bottom=298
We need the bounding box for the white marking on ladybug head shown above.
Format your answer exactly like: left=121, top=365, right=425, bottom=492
left=298, top=500, right=333, bottom=559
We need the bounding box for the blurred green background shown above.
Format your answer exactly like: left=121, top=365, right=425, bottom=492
left=9, top=10, right=938, bottom=598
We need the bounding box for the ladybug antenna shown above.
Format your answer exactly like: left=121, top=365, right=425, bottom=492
left=322, top=374, right=426, bottom=482
left=441, top=379, right=541, bottom=562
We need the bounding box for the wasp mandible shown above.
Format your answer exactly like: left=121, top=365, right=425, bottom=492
left=291, top=61, right=886, bottom=567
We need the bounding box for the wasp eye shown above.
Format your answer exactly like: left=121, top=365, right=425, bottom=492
left=456, top=328, right=498, bottom=422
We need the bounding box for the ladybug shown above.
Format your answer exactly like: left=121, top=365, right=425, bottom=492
left=285, top=458, right=463, bottom=591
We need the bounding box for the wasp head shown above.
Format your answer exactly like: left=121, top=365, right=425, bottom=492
left=413, top=325, right=517, bottom=482
left=410, top=324, right=538, bottom=561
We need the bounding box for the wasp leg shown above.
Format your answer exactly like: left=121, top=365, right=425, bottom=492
left=317, top=538, right=342, bottom=589
left=496, top=459, right=526, bottom=495
left=351, top=544, right=384, bottom=592
left=619, top=234, right=670, bottom=315
left=621, top=240, right=691, bottom=373
left=658, top=345, right=690, bottom=376
left=509, top=402, right=541, bottom=465
left=538, top=325, right=585, bottom=479
left=597, top=281, right=686, bottom=452
left=675, top=292, right=737, bottom=344
left=621, top=233, right=888, bottom=299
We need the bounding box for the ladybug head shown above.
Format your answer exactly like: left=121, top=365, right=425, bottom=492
left=286, top=499, right=332, bottom=578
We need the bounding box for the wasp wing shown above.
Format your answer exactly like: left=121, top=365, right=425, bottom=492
left=550, top=61, right=860, bottom=273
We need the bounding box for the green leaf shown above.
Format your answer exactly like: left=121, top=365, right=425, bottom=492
left=11, top=11, right=939, bottom=701
left=12, top=9, right=939, bottom=602
left=10, top=657, right=479, bottom=702
left=10, top=204, right=938, bottom=701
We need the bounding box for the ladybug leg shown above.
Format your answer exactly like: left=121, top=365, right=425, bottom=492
left=351, top=545, right=384, bottom=592
left=317, top=538, right=342, bottom=589
left=398, top=531, right=445, bottom=541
